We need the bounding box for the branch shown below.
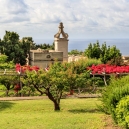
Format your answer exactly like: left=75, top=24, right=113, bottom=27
left=34, top=85, right=44, bottom=95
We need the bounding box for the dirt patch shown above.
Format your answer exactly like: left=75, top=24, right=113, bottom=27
left=102, top=115, right=123, bottom=129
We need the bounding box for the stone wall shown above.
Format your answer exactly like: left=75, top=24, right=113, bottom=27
left=29, top=49, right=63, bottom=69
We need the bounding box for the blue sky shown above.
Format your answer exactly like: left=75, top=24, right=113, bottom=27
left=0, top=0, right=129, bottom=43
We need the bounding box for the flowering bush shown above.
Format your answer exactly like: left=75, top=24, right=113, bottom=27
left=15, top=64, right=39, bottom=74
left=88, top=64, right=129, bottom=74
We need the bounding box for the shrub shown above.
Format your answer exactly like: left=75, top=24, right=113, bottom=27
left=99, top=75, right=129, bottom=123
left=115, top=96, right=129, bottom=129
left=69, top=58, right=102, bottom=74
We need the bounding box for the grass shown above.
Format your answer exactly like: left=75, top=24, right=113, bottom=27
left=0, top=98, right=105, bottom=129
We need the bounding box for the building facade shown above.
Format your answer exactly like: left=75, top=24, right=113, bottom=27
left=29, top=22, right=69, bottom=69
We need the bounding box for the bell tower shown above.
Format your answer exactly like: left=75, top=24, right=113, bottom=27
left=54, top=22, right=69, bottom=62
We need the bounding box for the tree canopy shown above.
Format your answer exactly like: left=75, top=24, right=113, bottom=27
left=0, top=31, right=24, bottom=65
left=0, top=54, right=14, bottom=69
left=0, top=31, right=55, bottom=65
left=22, top=62, right=69, bottom=110
left=84, top=41, right=122, bottom=65
left=68, top=49, right=83, bottom=55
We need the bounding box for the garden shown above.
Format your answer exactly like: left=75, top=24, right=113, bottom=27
left=0, top=37, right=129, bottom=128
left=0, top=57, right=129, bottom=128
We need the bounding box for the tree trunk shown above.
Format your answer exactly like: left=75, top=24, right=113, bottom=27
left=6, top=86, right=10, bottom=96
left=46, top=88, right=61, bottom=111
left=6, top=90, right=9, bottom=96
left=54, top=101, right=60, bottom=111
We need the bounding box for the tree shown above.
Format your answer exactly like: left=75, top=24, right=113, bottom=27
left=68, top=49, right=83, bottom=55
left=35, top=43, right=55, bottom=50
left=50, top=42, right=55, bottom=50
left=84, top=41, right=122, bottom=65
left=21, top=61, right=92, bottom=110
left=22, top=37, right=36, bottom=50
left=0, top=54, right=14, bottom=69
left=0, top=76, right=18, bottom=96
left=100, top=43, right=109, bottom=64
left=0, top=31, right=35, bottom=65
left=0, top=54, right=16, bottom=96
left=84, top=41, right=101, bottom=59
left=22, top=62, right=69, bottom=110
left=1, top=31, right=24, bottom=64
left=107, top=45, right=122, bottom=65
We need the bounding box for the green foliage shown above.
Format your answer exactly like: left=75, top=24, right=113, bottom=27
left=68, top=49, right=83, bottom=55
left=1, top=31, right=55, bottom=65
left=0, top=55, right=14, bottom=69
left=69, top=58, right=101, bottom=74
left=91, top=76, right=105, bottom=87
left=48, top=62, right=69, bottom=95
left=101, top=45, right=122, bottom=65
left=115, top=96, right=129, bottom=128
left=0, top=76, right=18, bottom=96
left=0, top=54, right=15, bottom=96
left=84, top=41, right=101, bottom=59
left=0, top=31, right=35, bottom=65
left=19, top=85, right=38, bottom=96
left=22, top=62, right=70, bottom=110
left=20, top=57, right=102, bottom=110
left=0, top=85, right=6, bottom=90
left=22, top=37, right=36, bottom=50
left=1, top=31, right=22, bottom=64
left=84, top=41, right=122, bottom=65
left=35, top=42, right=55, bottom=50
left=0, top=55, right=8, bottom=63
left=68, top=58, right=104, bottom=89
left=84, top=58, right=102, bottom=67
left=3, top=31, right=19, bottom=43
left=100, top=75, right=129, bottom=123
left=21, top=60, right=101, bottom=110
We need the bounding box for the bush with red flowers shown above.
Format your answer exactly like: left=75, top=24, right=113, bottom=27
left=87, top=64, right=129, bottom=74
left=15, top=64, right=40, bottom=74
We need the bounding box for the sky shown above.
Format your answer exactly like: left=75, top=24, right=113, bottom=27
left=0, top=0, right=129, bottom=44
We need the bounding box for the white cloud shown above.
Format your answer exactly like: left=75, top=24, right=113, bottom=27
left=5, top=0, right=28, bottom=14
left=0, top=0, right=29, bottom=24
left=0, top=0, right=129, bottom=40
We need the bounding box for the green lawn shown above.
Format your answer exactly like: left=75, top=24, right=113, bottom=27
left=0, top=98, right=105, bottom=129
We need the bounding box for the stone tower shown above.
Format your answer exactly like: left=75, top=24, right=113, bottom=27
left=54, top=22, right=69, bottom=62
